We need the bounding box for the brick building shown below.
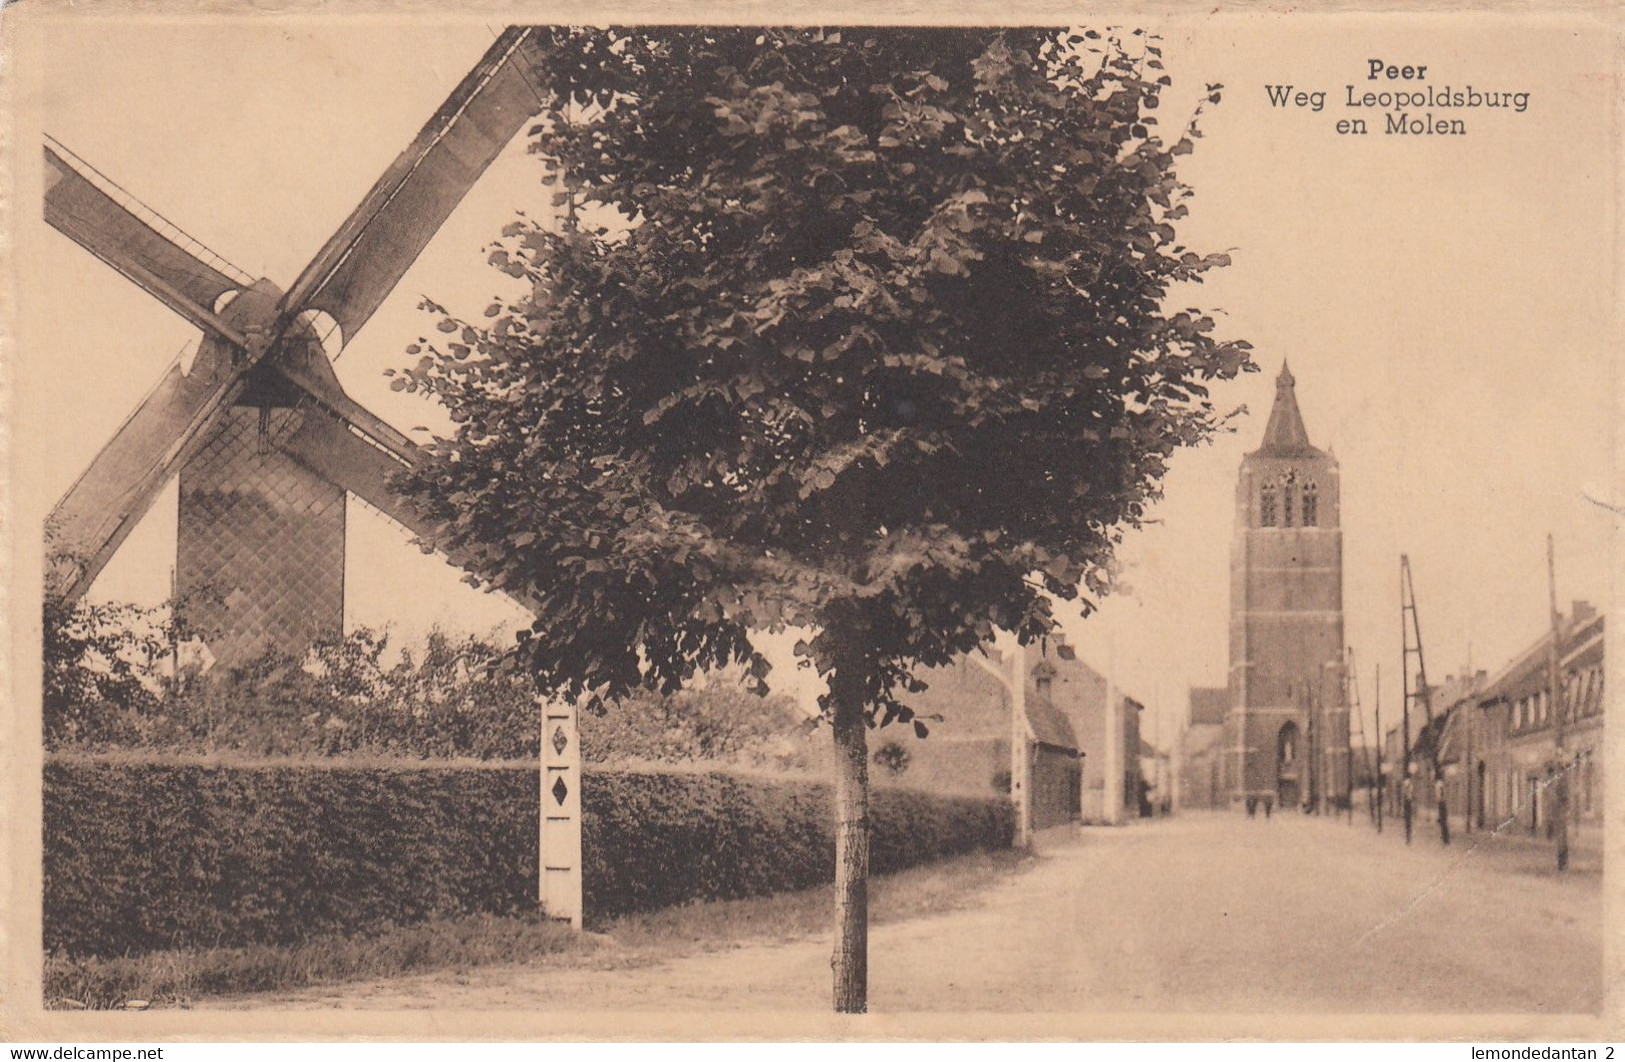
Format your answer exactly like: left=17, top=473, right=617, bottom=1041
left=1179, top=687, right=1228, bottom=809
left=892, top=638, right=1145, bottom=826
left=1221, top=362, right=1350, bottom=811
left=1381, top=670, right=1486, bottom=828
left=1463, top=604, right=1603, bottom=842
left=1381, top=604, right=1603, bottom=850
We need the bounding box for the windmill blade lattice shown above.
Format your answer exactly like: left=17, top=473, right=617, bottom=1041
left=44, top=27, right=549, bottom=666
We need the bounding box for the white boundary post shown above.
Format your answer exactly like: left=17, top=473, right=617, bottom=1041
left=539, top=695, right=583, bottom=928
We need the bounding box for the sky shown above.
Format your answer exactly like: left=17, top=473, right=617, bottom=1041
left=15, top=14, right=1617, bottom=749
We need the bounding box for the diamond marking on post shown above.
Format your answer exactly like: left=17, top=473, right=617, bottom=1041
left=552, top=725, right=569, bottom=755
left=551, top=775, right=569, bottom=806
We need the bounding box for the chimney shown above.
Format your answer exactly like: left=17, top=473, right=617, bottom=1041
left=1032, top=659, right=1057, bottom=700
left=1571, top=600, right=1596, bottom=625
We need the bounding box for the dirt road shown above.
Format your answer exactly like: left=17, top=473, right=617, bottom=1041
left=202, top=812, right=1602, bottom=1014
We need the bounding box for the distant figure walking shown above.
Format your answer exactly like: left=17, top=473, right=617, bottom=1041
left=1246, top=796, right=1257, bottom=818
left=1264, top=798, right=1273, bottom=820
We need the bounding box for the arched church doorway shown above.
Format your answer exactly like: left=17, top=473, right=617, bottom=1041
left=1277, top=721, right=1301, bottom=809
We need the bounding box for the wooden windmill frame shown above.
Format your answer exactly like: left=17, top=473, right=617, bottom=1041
left=42, top=26, right=582, bottom=926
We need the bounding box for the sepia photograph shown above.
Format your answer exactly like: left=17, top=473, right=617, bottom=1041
left=2, top=1, right=1618, bottom=1043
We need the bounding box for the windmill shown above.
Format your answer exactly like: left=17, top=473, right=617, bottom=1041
left=43, top=28, right=547, bottom=667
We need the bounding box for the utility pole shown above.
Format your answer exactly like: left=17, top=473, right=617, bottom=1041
left=1344, top=652, right=1357, bottom=823
left=1401, top=555, right=1441, bottom=844
left=1374, top=662, right=1383, bottom=833
left=1304, top=682, right=1316, bottom=814
left=974, top=632, right=1032, bottom=849
left=1547, top=534, right=1569, bottom=872
left=1009, top=635, right=1031, bottom=850
left=1315, top=669, right=1327, bottom=816
left=1400, top=563, right=1413, bottom=845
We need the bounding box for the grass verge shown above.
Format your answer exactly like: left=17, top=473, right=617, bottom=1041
left=604, top=845, right=1030, bottom=957
left=47, top=845, right=1033, bottom=1009
left=46, top=913, right=590, bottom=1010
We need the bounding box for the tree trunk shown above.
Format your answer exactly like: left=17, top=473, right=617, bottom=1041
left=830, top=696, right=870, bottom=1014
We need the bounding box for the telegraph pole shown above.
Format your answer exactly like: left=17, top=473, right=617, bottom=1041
left=1547, top=534, right=1569, bottom=872
left=1374, top=662, right=1383, bottom=833
left=1400, top=560, right=1413, bottom=845
left=1343, top=650, right=1366, bottom=823
left=1305, top=682, right=1317, bottom=814
left=974, top=633, right=1032, bottom=849
left=1401, top=555, right=1441, bottom=844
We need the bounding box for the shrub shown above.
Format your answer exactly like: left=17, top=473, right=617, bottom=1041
left=44, top=759, right=537, bottom=959
left=46, top=606, right=810, bottom=770
left=44, top=758, right=1011, bottom=958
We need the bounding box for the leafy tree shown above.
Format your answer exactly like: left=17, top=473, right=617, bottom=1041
left=582, top=674, right=811, bottom=769
left=395, top=26, right=1250, bottom=1012
left=872, top=740, right=911, bottom=777
left=43, top=596, right=169, bottom=747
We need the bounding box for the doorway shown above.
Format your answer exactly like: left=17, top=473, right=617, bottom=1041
left=1277, top=721, right=1301, bottom=809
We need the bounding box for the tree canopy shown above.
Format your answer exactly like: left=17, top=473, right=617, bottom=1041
left=396, top=27, right=1251, bottom=722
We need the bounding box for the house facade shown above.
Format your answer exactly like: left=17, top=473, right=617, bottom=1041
left=1179, top=686, right=1228, bottom=809
left=1465, top=604, right=1604, bottom=841
left=892, top=637, right=1145, bottom=826
left=1383, top=604, right=1603, bottom=849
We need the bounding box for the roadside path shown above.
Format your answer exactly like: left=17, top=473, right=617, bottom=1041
left=201, top=812, right=1602, bottom=1013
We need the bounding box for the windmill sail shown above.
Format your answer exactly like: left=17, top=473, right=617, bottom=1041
left=280, top=405, right=543, bottom=615
left=45, top=144, right=252, bottom=344
left=281, top=27, right=543, bottom=346
left=45, top=336, right=244, bottom=601
left=44, top=26, right=549, bottom=639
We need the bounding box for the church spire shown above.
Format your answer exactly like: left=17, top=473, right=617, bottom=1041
left=1256, top=359, right=1318, bottom=456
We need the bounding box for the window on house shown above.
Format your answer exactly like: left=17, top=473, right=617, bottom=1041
left=1260, top=485, right=1277, bottom=527
left=1301, top=481, right=1318, bottom=526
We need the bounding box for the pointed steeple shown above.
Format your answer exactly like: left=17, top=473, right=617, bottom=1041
left=1255, top=359, right=1319, bottom=456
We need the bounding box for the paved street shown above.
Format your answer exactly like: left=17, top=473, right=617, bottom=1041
left=208, top=812, right=1602, bottom=1014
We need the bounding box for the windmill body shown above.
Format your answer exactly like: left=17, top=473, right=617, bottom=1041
left=44, top=29, right=545, bottom=667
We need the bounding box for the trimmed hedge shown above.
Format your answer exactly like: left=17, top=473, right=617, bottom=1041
left=44, top=759, right=1011, bottom=958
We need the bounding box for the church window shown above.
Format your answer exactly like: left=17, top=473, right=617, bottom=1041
left=1260, top=485, right=1277, bottom=527
left=1301, top=481, right=1319, bottom=526
left=1281, top=470, right=1297, bottom=527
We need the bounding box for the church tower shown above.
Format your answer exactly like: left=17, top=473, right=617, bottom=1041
left=1224, top=362, right=1348, bottom=810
